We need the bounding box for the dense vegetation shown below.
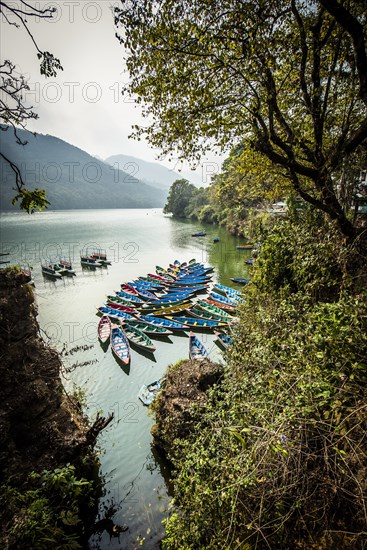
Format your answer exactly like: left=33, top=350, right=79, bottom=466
left=156, top=211, right=367, bottom=549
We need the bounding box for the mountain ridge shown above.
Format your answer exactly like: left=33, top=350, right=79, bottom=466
left=0, top=128, right=167, bottom=210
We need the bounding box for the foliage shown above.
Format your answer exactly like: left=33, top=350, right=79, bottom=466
left=212, top=141, right=292, bottom=210
left=116, top=0, right=367, bottom=239
left=0, top=1, right=63, bottom=212
left=153, top=214, right=367, bottom=548
left=251, top=211, right=345, bottom=300
left=0, top=465, right=95, bottom=549
left=161, top=289, right=367, bottom=549
left=163, top=178, right=197, bottom=218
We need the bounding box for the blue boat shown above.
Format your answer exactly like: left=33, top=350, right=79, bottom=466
left=111, top=326, right=130, bottom=364
left=189, top=332, right=209, bottom=360
left=139, top=315, right=189, bottom=330
left=209, top=291, right=236, bottom=306
left=136, top=288, right=158, bottom=301
left=213, top=237, right=220, bottom=243
left=191, top=231, right=206, bottom=237
left=213, top=283, right=241, bottom=297
left=98, top=306, right=136, bottom=322
left=166, top=316, right=227, bottom=329
left=214, top=331, right=233, bottom=349
left=116, top=290, right=144, bottom=303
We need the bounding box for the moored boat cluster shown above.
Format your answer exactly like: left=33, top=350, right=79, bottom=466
left=97, top=259, right=244, bottom=393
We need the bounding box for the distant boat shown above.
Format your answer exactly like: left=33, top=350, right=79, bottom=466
left=111, top=325, right=130, bottom=364
left=189, top=332, right=209, bottom=360
left=57, top=259, right=76, bottom=275
left=90, top=249, right=112, bottom=265
left=230, top=278, right=251, bottom=285
left=245, top=258, right=254, bottom=265
left=213, top=237, right=220, bottom=243
left=192, top=231, right=206, bottom=237
left=98, top=315, right=111, bottom=344
left=41, top=263, right=62, bottom=279
left=80, top=255, right=102, bottom=268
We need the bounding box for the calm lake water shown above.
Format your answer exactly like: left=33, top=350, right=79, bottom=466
left=0, top=209, right=251, bottom=549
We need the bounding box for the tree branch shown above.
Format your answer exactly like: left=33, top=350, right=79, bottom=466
left=318, top=0, right=367, bottom=106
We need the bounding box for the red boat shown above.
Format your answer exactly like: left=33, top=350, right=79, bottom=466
left=98, top=315, right=112, bottom=343
left=106, top=301, right=138, bottom=314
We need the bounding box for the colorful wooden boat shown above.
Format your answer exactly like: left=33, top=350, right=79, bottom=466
left=106, top=301, right=138, bottom=314
left=189, top=332, right=209, bottom=360
left=98, top=306, right=137, bottom=322
left=230, top=278, right=251, bottom=285
left=98, top=315, right=111, bottom=343
left=193, top=301, right=235, bottom=322
left=139, top=298, right=191, bottom=310
left=116, top=290, right=144, bottom=304
left=203, top=298, right=236, bottom=313
left=212, top=283, right=241, bottom=298
left=136, top=287, right=158, bottom=301
left=189, top=306, right=233, bottom=324
left=209, top=291, right=237, bottom=306
left=151, top=302, right=192, bottom=316
left=111, top=325, right=130, bottom=364
left=120, top=323, right=156, bottom=352
left=139, top=315, right=189, bottom=330
left=107, top=294, right=135, bottom=307
left=134, top=278, right=164, bottom=290
left=166, top=316, right=227, bottom=329
left=120, top=283, right=140, bottom=295
left=124, top=319, right=173, bottom=336
left=214, top=331, right=233, bottom=349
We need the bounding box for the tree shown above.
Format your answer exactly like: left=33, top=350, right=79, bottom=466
left=163, top=178, right=196, bottom=217
left=115, top=0, right=367, bottom=240
left=0, top=1, right=63, bottom=212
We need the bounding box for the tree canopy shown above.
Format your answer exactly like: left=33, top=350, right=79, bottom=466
left=115, top=0, right=367, bottom=239
left=163, top=178, right=197, bottom=217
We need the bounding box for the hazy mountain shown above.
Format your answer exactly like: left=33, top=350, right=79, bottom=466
left=0, top=128, right=167, bottom=210
left=105, top=153, right=204, bottom=190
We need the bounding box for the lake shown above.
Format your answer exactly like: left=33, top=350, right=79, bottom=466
left=0, top=209, right=251, bottom=549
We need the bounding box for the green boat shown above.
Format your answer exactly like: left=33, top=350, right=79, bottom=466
left=124, top=319, right=173, bottom=336
left=138, top=299, right=191, bottom=312
left=107, top=294, right=136, bottom=307
left=120, top=323, right=156, bottom=352
left=189, top=305, right=234, bottom=324
left=195, top=299, right=236, bottom=322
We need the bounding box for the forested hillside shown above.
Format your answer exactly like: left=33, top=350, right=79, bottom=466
left=0, top=128, right=167, bottom=210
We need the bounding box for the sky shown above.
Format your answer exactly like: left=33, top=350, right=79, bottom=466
left=0, top=0, right=224, bottom=183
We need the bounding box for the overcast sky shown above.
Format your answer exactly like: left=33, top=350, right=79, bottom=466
left=1, top=0, right=223, bottom=182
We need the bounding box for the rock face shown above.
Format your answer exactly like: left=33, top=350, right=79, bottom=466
left=0, top=269, right=90, bottom=481
left=152, top=359, right=223, bottom=456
